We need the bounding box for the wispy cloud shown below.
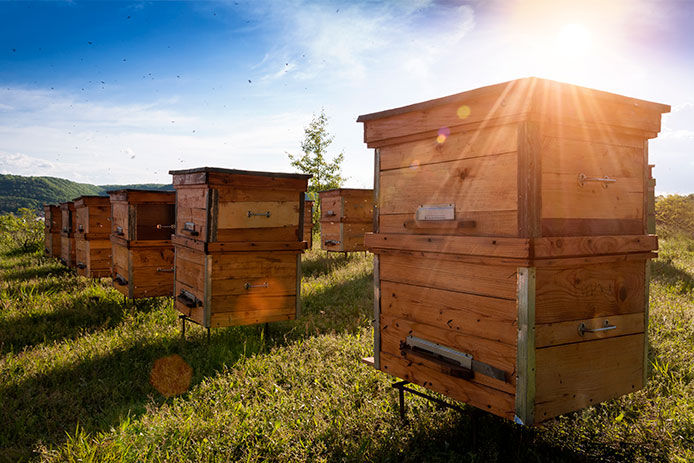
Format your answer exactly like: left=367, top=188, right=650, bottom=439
left=0, top=87, right=308, bottom=184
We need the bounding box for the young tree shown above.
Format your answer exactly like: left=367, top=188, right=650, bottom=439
left=287, top=109, right=346, bottom=225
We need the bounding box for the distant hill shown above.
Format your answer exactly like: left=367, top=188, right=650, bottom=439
left=0, top=174, right=173, bottom=214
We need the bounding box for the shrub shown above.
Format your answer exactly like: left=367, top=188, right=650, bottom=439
left=0, top=207, right=44, bottom=253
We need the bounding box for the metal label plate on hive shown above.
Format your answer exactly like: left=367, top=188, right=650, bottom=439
left=415, top=204, right=455, bottom=221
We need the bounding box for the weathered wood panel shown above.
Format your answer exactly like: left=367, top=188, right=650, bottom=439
left=535, top=334, right=644, bottom=421
left=379, top=152, right=518, bottom=215
left=535, top=260, right=646, bottom=324
left=217, top=201, right=300, bottom=229
left=379, top=124, right=518, bottom=171
left=380, top=281, right=517, bottom=345
left=535, top=312, right=644, bottom=348
left=379, top=253, right=518, bottom=300
left=380, top=351, right=516, bottom=420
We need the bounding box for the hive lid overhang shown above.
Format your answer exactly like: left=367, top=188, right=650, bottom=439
left=168, top=166, right=312, bottom=180
left=357, top=77, right=671, bottom=146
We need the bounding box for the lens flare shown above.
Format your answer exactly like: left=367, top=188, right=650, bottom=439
left=457, top=105, right=471, bottom=119
left=437, top=127, right=450, bottom=144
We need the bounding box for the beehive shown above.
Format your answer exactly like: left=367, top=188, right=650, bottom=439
left=108, top=189, right=176, bottom=299
left=169, top=167, right=311, bottom=328
left=73, top=196, right=111, bottom=278
left=359, top=77, right=670, bottom=425
left=44, top=204, right=62, bottom=258
left=319, top=189, right=374, bottom=252
left=59, top=201, right=77, bottom=267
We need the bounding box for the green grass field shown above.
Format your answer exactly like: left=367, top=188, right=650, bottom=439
left=1, top=238, right=693, bottom=462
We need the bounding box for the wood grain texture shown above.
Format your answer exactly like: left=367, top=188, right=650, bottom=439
left=380, top=281, right=517, bottom=345
left=379, top=124, right=518, bottom=171
left=541, top=137, right=644, bottom=221
left=379, top=210, right=518, bottom=237
left=217, top=201, right=300, bottom=228
left=379, top=253, right=519, bottom=300
left=379, top=152, right=518, bottom=216
left=535, top=260, right=646, bottom=324
left=365, top=233, right=530, bottom=258
left=517, top=121, right=541, bottom=237
left=532, top=235, right=657, bottom=258
left=535, top=334, right=644, bottom=421
left=379, top=351, right=516, bottom=420
left=540, top=218, right=643, bottom=237
left=535, top=312, right=644, bottom=348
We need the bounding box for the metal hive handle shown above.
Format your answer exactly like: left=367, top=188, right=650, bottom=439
left=156, top=267, right=174, bottom=273
left=244, top=282, right=269, bottom=290
left=578, top=173, right=617, bottom=188
left=156, top=224, right=175, bottom=230
left=247, top=211, right=271, bottom=218
left=578, top=319, right=617, bottom=336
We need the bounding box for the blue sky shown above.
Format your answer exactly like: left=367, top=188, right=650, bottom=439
left=0, top=0, right=692, bottom=193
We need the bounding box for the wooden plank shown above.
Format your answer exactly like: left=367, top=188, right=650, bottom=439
left=217, top=201, right=300, bottom=229
left=379, top=210, right=518, bottom=237
left=541, top=218, right=643, bottom=237
left=535, top=334, right=644, bottom=421
left=380, top=315, right=515, bottom=392
left=533, top=252, right=657, bottom=269
left=365, top=233, right=530, bottom=258
left=129, top=246, right=174, bottom=267
left=539, top=122, right=646, bottom=149
left=379, top=124, right=518, bottom=171
left=361, top=78, right=532, bottom=144
left=210, top=306, right=295, bottom=327
left=541, top=137, right=644, bottom=220
left=532, top=235, right=657, bottom=258
left=379, top=351, right=516, bottom=420
left=210, top=294, right=296, bottom=314
left=535, top=312, right=644, bottom=348
left=342, top=190, right=374, bottom=222
left=379, top=152, right=518, bottom=216
left=535, top=261, right=646, bottom=324
left=216, top=226, right=300, bottom=243
left=517, top=121, right=541, bottom=237
left=212, top=276, right=296, bottom=297
left=380, top=281, right=517, bottom=345
left=379, top=253, right=518, bottom=300
left=373, top=254, right=381, bottom=370
left=374, top=247, right=530, bottom=267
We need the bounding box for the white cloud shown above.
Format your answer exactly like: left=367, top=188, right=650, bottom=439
left=0, top=87, right=308, bottom=185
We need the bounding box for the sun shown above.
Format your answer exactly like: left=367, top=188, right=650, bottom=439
left=556, top=23, right=592, bottom=56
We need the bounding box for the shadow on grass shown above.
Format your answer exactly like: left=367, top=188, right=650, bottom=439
left=651, top=259, right=694, bottom=293
left=0, top=293, right=155, bottom=354
left=1, top=263, right=73, bottom=282
left=0, top=323, right=274, bottom=463
left=301, top=251, right=369, bottom=279
left=0, top=268, right=374, bottom=462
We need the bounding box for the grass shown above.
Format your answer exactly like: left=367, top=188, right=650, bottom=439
left=0, top=241, right=693, bottom=462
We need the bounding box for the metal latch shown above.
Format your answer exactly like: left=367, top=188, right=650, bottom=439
left=114, top=274, right=128, bottom=286
left=415, top=204, right=455, bottom=221
left=114, top=226, right=124, bottom=236
left=578, top=173, right=617, bottom=188
left=182, top=222, right=199, bottom=236
left=156, top=224, right=175, bottom=230
left=578, top=319, right=617, bottom=336
left=324, top=239, right=341, bottom=245
left=244, top=282, right=268, bottom=290
left=77, top=262, right=86, bottom=269
left=156, top=267, right=174, bottom=273
left=78, top=224, right=84, bottom=232
left=401, top=335, right=508, bottom=382
left=248, top=211, right=271, bottom=218
left=177, top=289, right=202, bottom=308
left=325, top=210, right=336, bottom=217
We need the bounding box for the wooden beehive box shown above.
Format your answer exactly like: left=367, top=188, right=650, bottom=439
left=304, top=200, right=314, bottom=249
left=108, top=189, right=176, bottom=299
left=169, top=167, right=311, bottom=328
left=358, top=77, right=670, bottom=425
left=59, top=201, right=77, bottom=267
left=44, top=204, right=62, bottom=258
left=319, top=188, right=374, bottom=252
left=73, top=196, right=111, bottom=278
